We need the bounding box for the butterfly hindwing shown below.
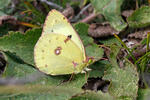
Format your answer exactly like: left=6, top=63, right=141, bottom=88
left=34, top=34, right=86, bottom=75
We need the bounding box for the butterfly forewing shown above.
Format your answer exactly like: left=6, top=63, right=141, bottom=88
left=42, top=9, right=86, bottom=60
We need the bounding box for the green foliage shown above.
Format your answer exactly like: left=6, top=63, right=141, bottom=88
left=127, top=6, right=150, bottom=28
left=0, top=20, right=140, bottom=99
left=0, top=0, right=11, bottom=16
left=53, top=0, right=70, bottom=8
left=103, top=45, right=139, bottom=100
left=23, top=1, right=45, bottom=24
left=0, top=28, right=42, bottom=65
left=74, top=23, right=93, bottom=46
left=70, top=91, right=114, bottom=100
left=91, top=0, right=127, bottom=31
left=0, top=23, right=104, bottom=99
left=0, top=0, right=11, bottom=9
left=89, top=60, right=110, bottom=78
left=100, top=37, right=121, bottom=46
left=0, top=24, right=13, bottom=37
left=0, top=85, right=83, bottom=100
left=3, top=52, right=37, bottom=77
left=74, top=23, right=104, bottom=61
left=137, top=89, right=150, bottom=100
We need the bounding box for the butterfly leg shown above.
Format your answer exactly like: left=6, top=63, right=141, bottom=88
left=84, top=72, right=88, bottom=84
left=68, top=73, right=75, bottom=81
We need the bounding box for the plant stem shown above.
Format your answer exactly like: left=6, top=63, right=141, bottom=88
left=146, top=32, right=150, bottom=52
left=135, top=51, right=150, bottom=64
left=114, top=33, right=136, bottom=63
left=39, top=0, right=63, bottom=10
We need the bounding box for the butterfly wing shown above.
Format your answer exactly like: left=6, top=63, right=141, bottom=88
left=34, top=33, right=86, bottom=75
left=42, top=9, right=86, bottom=60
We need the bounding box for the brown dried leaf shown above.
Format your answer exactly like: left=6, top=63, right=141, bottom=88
left=128, top=28, right=150, bottom=39
left=62, top=5, right=74, bottom=20
left=0, top=15, right=17, bottom=26
left=88, top=23, right=118, bottom=38
left=122, top=10, right=134, bottom=18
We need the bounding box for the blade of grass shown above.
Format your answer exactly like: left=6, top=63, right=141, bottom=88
left=18, top=21, right=40, bottom=28
left=24, top=1, right=45, bottom=23
left=114, top=33, right=136, bottom=63
left=146, top=32, right=150, bottom=52
left=135, top=51, right=150, bottom=64
left=20, top=10, right=32, bottom=15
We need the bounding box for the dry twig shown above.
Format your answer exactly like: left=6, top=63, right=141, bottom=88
left=39, top=0, right=63, bottom=10
left=71, top=4, right=92, bottom=22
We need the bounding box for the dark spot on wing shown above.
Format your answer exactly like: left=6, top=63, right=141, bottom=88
left=45, top=64, right=48, bottom=67
left=63, top=17, right=65, bottom=20
left=42, top=50, right=44, bottom=52
left=51, top=30, right=53, bottom=32
left=54, top=46, right=62, bottom=55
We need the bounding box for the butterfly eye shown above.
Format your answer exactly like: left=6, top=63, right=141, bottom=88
left=68, top=35, right=72, bottom=38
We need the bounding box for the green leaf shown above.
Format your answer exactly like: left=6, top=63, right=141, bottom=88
left=91, top=0, right=127, bottom=31
left=70, top=91, right=114, bottom=100
left=137, top=88, right=150, bottom=100
left=0, top=11, right=6, bottom=16
left=100, top=37, right=121, bottom=46
left=0, top=23, right=91, bottom=88
left=127, top=6, right=150, bottom=28
left=0, top=28, right=42, bottom=65
left=103, top=45, right=139, bottom=99
left=3, top=52, right=37, bottom=77
left=3, top=51, right=87, bottom=88
left=0, top=0, right=11, bottom=10
left=89, top=60, right=110, bottom=78
left=74, top=22, right=93, bottom=46
left=74, top=23, right=104, bottom=61
left=0, top=24, right=11, bottom=37
left=0, top=85, right=83, bottom=100
left=86, top=44, right=104, bottom=61
left=1, top=51, right=87, bottom=100
left=0, top=23, right=103, bottom=99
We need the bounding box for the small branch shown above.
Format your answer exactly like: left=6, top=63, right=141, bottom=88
left=80, top=13, right=98, bottom=23
left=72, top=3, right=92, bottom=22
left=39, top=0, right=63, bottom=10
left=136, top=0, right=139, bottom=9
